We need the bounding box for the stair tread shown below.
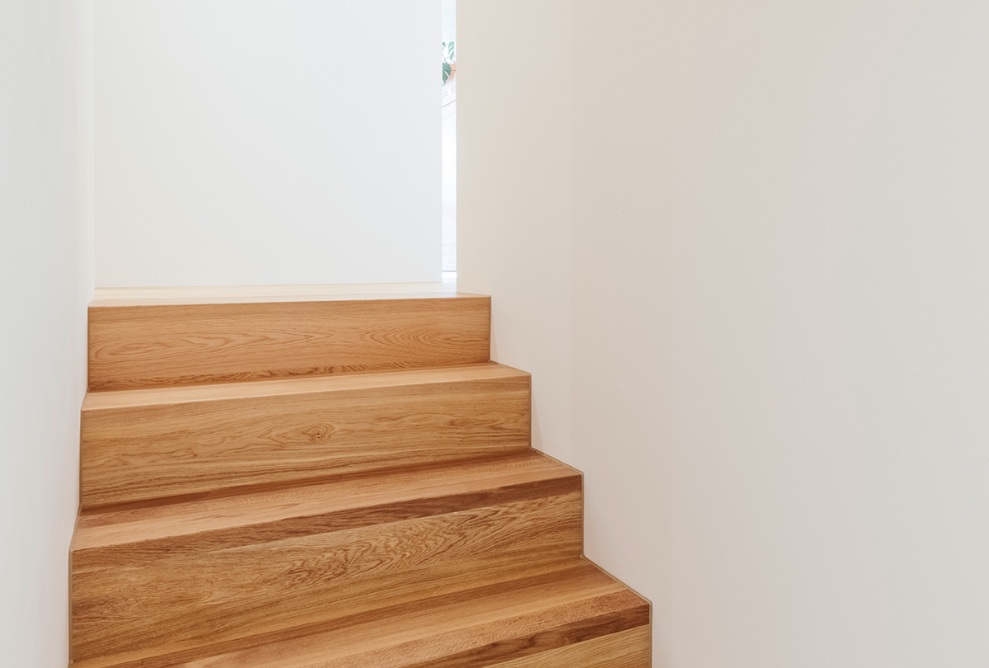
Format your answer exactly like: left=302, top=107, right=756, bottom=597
left=72, top=451, right=578, bottom=554
left=75, top=560, right=649, bottom=668
left=83, top=362, right=526, bottom=411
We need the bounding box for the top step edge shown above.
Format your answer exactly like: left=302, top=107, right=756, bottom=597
left=91, top=284, right=487, bottom=308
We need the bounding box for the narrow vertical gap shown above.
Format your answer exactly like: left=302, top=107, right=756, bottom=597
left=441, top=0, right=457, bottom=280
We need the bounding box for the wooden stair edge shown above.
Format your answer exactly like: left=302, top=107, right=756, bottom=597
left=491, top=626, right=651, bottom=668
left=71, top=493, right=585, bottom=662
left=70, top=559, right=649, bottom=668
left=81, top=362, right=528, bottom=411
left=71, top=451, right=580, bottom=555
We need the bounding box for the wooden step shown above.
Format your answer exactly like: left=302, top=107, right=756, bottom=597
left=71, top=560, right=649, bottom=668
left=88, top=292, right=490, bottom=391
left=80, top=363, right=530, bottom=509
left=70, top=452, right=583, bottom=665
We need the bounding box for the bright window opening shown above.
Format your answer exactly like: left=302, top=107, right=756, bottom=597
left=442, top=0, right=457, bottom=274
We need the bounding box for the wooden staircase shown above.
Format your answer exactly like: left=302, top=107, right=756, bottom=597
left=69, top=290, right=651, bottom=667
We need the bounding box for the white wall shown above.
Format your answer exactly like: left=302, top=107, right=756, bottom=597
left=95, top=0, right=441, bottom=287
left=459, top=1, right=989, bottom=666
left=0, top=0, right=94, bottom=664
left=458, top=0, right=576, bottom=457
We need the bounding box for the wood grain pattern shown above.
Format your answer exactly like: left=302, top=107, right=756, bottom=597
left=88, top=295, right=490, bottom=391
left=80, top=364, right=529, bottom=509
left=71, top=293, right=652, bottom=667
left=191, top=562, right=647, bottom=668
left=490, top=626, right=651, bottom=667
left=70, top=561, right=582, bottom=668
left=72, top=561, right=648, bottom=668
left=72, top=452, right=578, bottom=563
left=70, top=461, right=582, bottom=663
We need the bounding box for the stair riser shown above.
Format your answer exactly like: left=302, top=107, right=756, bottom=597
left=89, top=296, right=491, bottom=391
left=81, top=374, right=530, bottom=509
left=70, top=491, right=583, bottom=663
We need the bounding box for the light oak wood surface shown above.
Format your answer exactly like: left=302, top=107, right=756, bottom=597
left=177, top=561, right=649, bottom=668
left=80, top=364, right=529, bottom=509
left=88, top=295, right=490, bottom=391
left=69, top=294, right=652, bottom=667
left=71, top=454, right=583, bottom=663
left=73, top=452, right=576, bottom=554
left=491, top=626, right=651, bottom=667
left=72, top=561, right=648, bottom=668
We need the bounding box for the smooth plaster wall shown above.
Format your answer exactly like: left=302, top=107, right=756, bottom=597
left=457, top=0, right=576, bottom=457
left=94, top=0, right=441, bottom=287
left=0, top=0, right=94, bottom=663
left=459, top=1, right=989, bottom=666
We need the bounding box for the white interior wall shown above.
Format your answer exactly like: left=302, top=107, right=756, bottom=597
left=0, top=0, right=94, bottom=664
left=95, top=0, right=441, bottom=287
left=458, top=0, right=575, bottom=457
left=459, top=1, right=989, bottom=666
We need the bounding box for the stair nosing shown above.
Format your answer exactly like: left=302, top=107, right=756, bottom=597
left=82, top=362, right=528, bottom=410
